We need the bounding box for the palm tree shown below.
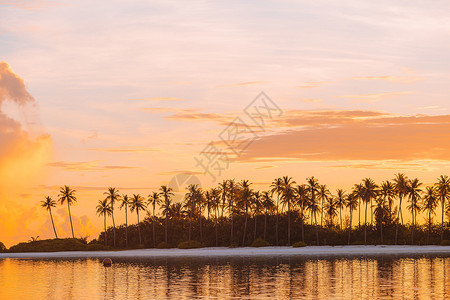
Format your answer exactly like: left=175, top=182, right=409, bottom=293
left=261, top=191, right=274, bottom=241
left=184, top=184, right=200, bottom=241
left=295, top=184, right=308, bottom=242
left=41, top=196, right=58, bottom=238
left=228, top=179, right=236, bottom=246
left=239, top=180, right=253, bottom=246
left=219, top=180, right=228, bottom=218
left=324, top=195, right=338, bottom=227
left=252, top=191, right=263, bottom=241
left=129, top=194, right=146, bottom=245
left=307, top=176, right=320, bottom=245
left=407, top=178, right=422, bottom=244
left=211, top=188, right=221, bottom=246
left=380, top=181, right=396, bottom=211
left=148, top=192, right=160, bottom=247
left=280, top=176, right=296, bottom=245
left=96, top=199, right=112, bottom=246
left=362, top=178, right=378, bottom=245
left=104, top=187, right=120, bottom=247
left=373, top=196, right=388, bottom=244
left=423, top=186, right=438, bottom=243
left=58, top=185, right=77, bottom=238
left=436, top=175, right=450, bottom=242
left=160, top=185, right=174, bottom=243
left=318, top=184, right=330, bottom=227
left=335, top=189, right=346, bottom=230
left=353, top=183, right=364, bottom=227
left=119, top=194, right=129, bottom=248
left=270, top=177, right=283, bottom=246
left=394, top=173, right=408, bottom=244
left=346, top=192, right=358, bottom=245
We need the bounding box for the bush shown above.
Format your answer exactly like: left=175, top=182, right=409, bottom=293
left=0, top=242, right=6, bottom=252
left=86, top=243, right=110, bottom=251
left=178, top=240, right=202, bottom=249
left=9, top=238, right=87, bottom=253
left=440, top=240, right=450, bottom=246
left=250, top=238, right=270, bottom=247
left=292, top=241, right=307, bottom=248
left=157, top=242, right=171, bottom=249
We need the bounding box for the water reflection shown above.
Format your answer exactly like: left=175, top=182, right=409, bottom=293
left=0, top=255, right=450, bottom=299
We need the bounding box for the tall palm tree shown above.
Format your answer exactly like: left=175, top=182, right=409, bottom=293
left=219, top=180, right=228, bottom=218
left=148, top=192, right=160, bottom=247
left=346, top=192, right=358, bottom=245
left=129, top=194, right=146, bottom=245
left=160, top=185, right=174, bottom=243
left=394, top=173, right=409, bottom=244
left=228, top=179, right=236, bottom=246
left=380, top=181, right=396, bottom=211
left=58, top=185, right=77, bottom=238
left=324, top=195, right=338, bottom=227
left=119, top=194, right=129, bottom=248
left=318, top=184, right=330, bottom=227
left=252, top=191, right=263, bottom=241
left=184, top=184, right=200, bottom=241
left=362, top=178, right=378, bottom=245
left=280, top=176, right=296, bottom=245
left=239, top=180, right=253, bottom=246
left=353, top=183, right=364, bottom=227
left=335, top=189, right=346, bottom=230
left=96, top=199, right=112, bottom=246
left=104, top=187, right=120, bottom=247
left=211, top=188, right=221, bottom=246
left=295, top=184, right=308, bottom=242
left=307, top=176, right=320, bottom=245
left=407, top=178, right=422, bottom=244
left=423, top=186, right=438, bottom=243
left=261, top=191, right=274, bottom=241
left=41, top=196, right=58, bottom=238
left=373, top=196, right=388, bottom=244
left=436, top=175, right=450, bottom=242
left=270, top=177, right=283, bottom=246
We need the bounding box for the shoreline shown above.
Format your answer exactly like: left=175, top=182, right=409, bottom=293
left=2, top=245, right=450, bottom=259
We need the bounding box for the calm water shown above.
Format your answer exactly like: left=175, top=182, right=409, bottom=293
left=1, top=255, right=450, bottom=299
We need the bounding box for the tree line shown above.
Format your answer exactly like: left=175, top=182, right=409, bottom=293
left=41, top=173, right=450, bottom=248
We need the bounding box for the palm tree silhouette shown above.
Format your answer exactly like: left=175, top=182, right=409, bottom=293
left=184, top=184, right=200, bottom=241
left=252, top=191, right=263, bottom=241
left=394, top=173, right=408, bottom=244
left=307, top=176, right=320, bottom=245
left=261, top=191, right=274, bottom=241
left=130, top=194, right=146, bottom=245
left=318, top=184, right=330, bottom=227
left=270, top=177, right=283, bottom=246
left=295, top=184, right=308, bottom=242
left=346, top=192, right=358, bottom=245
left=210, top=188, right=221, bottom=246
left=324, top=194, right=338, bottom=227
left=148, top=192, right=160, bottom=247
left=58, top=185, right=77, bottom=238
left=160, top=185, right=174, bottom=243
left=239, top=180, right=252, bottom=246
left=335, top=189, right=346, bottom=229
left=373, top=195, right=387, bottom=243
left=423, top=186, right=438, bottom=243
left=353, top=183, right=364, bottom=227
left=219, top=180, right=228, bottom=218
left=41, top=196, right=58, bottom=239
left=436, top=175, right=450, bottom=242
left=119, top=194, right=129, bottom=248
left=104, top=187, right=120, bottom=247
left=407, top=178, right=422, bottom=244
left=362, top=178, right=378, bottom=245
left=280, top=176, right=296, bottom=245
left=96, top=199, right=112, bottom=246
left=227, top=179, right=236, bottom=246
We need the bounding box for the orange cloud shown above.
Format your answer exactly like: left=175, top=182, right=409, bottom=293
left=47, top=161, right=139, bottom=171
left=301, top=98, right=323, bottom=103
left=352, top=75, right=424, bottom=84
left=86, top=147, right=159, bottom=153
left=340, top=91, right=416, bottom=103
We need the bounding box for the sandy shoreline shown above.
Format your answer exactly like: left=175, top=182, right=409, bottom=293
left=1, top=245, right=450, bottom=259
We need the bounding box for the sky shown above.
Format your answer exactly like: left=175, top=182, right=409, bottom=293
left=1, top=0, right=450, bottom=246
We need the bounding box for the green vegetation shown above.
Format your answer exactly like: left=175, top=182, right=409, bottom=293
left=251, top=238, right=270, bottom=247
left=178, top=240, right=202, bottom=249
left=157, top=241, right=171, bottom=249
left=440, top=240, right=450, bottom=246
left=0, top=241, right=6, bottom=252
left=292, top=241, right=307, bottom=248
left=9, top=238, right=87, bottom=253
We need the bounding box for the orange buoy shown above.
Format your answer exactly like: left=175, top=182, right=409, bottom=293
left=102, top=258, right=112, bottom=267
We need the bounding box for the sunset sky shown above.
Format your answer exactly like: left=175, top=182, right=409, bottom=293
left=1, top=0, right=450, bottom=246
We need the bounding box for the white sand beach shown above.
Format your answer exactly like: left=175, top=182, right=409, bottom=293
left=2, top=245, right=450, bottom=259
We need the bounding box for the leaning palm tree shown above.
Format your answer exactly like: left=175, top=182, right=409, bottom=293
left=148, top=191, right=160, bottom=247
left=335, top=189, right=346, bottom=230
left=394, top=173, right=409, bottom=244
left=129, top=194, right=146, bottom=245
left=119, top=194, right=130, bottom=248
left=280, top=176, right=296, bottom=245
left=270, top=177, right=283, bottom=246
left=261, top=191, right=275, bottom=241
left=346, top=192, right=359, bottom=245
left=160, top=185, right=174, bottom=243
left=96, top=199, right=112, bottom=246
left=104, top=187, right=120, bottom=247
left=307, top=176, right=321, bottom=245
left=58, top=185, right=77, bottom=238
left=406, top=178, right=422, bottom=244
left=423, top=186, right=438, bottom=243
left=41, top=196, right=58, bottom=238
left=436, top=175, right=450, bottom=242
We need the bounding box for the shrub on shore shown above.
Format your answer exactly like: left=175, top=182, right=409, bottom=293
left=178, top=240, right=202, bottom=249
left=250, top=238, right=270, bottom=247
left=440, top=240, right=450, bottom=246
left=9, top=238, right=87, bottom=253
left=0, top=242, right=6, bottom=252
left=86, top=243, right=110, bottom=251
left=292, top=241, right=307, bottom=248
left=157, top=242, right=172, bottom=249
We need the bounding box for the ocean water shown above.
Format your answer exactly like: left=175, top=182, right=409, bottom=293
left=0, top=254, right=449, bottom=299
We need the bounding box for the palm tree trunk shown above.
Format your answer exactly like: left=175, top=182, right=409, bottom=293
left=189, top=206, right=193, bottom=241
left=348, top=210, right=353, bottom=245
left=230, top=201, right=234, bottom=247
left=370, top=198, right=373, bottom=225
left=199, top=209, right=203, bottom=242
left=215, top=207, right=218, bottom=247
left=321, top=198, right=324, bottom=227
left=358, top=199, right=361, bottom=227
left=442, top=200, right=445, bottom=242
left=264, top=213, right=267, bottom=241
left=111, top=209, right=116, bottom=247
left=314, top=211, right=319, bottom=246
left=152, top=205, right=156, bottom=247
left=411, top=209, right=414, bottom=245
left=165, top=200, right=168, bottom=243
left=380, top=209, right=383, bottom=244
left=104, top=214, right=107, bottom=246
left=301, top=205, right=305, bottom=243
left=276, top=195, right=279, bottom=246
left=339, top=207, right=342, bottom=230
left=428, top=209, right=431, bottom=244
left=287, top=201, right=291, bottom=246
left=125, top=205, right=128, bottom=248
left=67, top=202, right=74, bottom=238
left=364, top=200, right=368, bottom=245
left=49, top=209, right=58, bottom=238
left=254, top=213, right=257, bottom=241
left=242, top=205, right=248, bottom=246
left=137, top=210, right=142, bottom=245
